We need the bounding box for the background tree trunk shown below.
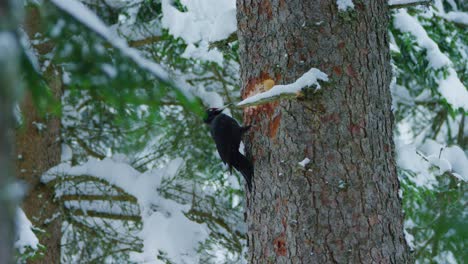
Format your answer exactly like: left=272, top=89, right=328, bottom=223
left=236, top=0, right=410, bottom=263
left=0, top=1, right=22, bottom=263
left=15, top=7, right=63, bottom=263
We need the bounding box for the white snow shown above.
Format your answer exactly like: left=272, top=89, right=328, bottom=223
left=61, top=144, right=73, bottom=162
left=298, top=158, right=311, bottom=167
left=388, top=0, right=428, bottom=6
left=403, top=219, right=416, bottom=250
left=42, top=156, right=208, bottom=263
left=396, top=140, right=436, bottom=188
left=403, top=229, right=415, bottom=250
left=161, top=0, right=236, bottom=43
left=64, top=200, right=139, bottom=216
left=396, top=138, right=468, bottom=188
left=237, top=68, right=328, bottom=106
left=390, top=79, right=414, bottom=107
left=419, top=139, right=468, bottom=182
left=50, top=0, right=176, bottom=88
left=433, top=251, right=458, bottom=264
left=51, top=19, right=66, bottom=37
left=438, top=68, right=468, bottom=110
left=101, top=63, right=117, bottom=78
left=336, top=0, right=354, bottom=11
left=393, top=10, right=450, bottom=69
left=444, top=11, right=468, bottom=25
left=161, top=0, right=236, bottom=64
left=393, top=9, right=468, bottom=111
left=182, top=42, right=224, bottom=65
left=15, top=208, right=40, bottom=254
left=18, top=29, right=40, bottom=72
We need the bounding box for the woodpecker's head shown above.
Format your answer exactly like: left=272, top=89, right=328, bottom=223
left=204, top=108, right=223, bottom=124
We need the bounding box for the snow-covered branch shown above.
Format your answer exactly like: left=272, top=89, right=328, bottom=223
left=50, top=0, right=168, bottom=80
left=393, top=9, right=468, bottom=111
left=443, top=12, right=468, bottom=27
left=49, top=0, right=200, bottom=100
left=236, top=68, right=328, bottom=107
left=42, top=157, right=208, bottom=263
left=389, top=0, right=432, bottom=9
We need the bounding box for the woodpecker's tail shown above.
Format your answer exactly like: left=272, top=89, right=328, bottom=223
left=232, top=152, right=253, bottom=192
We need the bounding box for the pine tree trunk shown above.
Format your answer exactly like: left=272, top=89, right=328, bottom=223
left=236, top=0, right=411, bottom=263
left=15, top=7, right=63, bottom=263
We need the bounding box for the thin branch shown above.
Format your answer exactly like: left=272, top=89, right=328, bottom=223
left=66, top=216, right=141, bottom=246
left=46, top=174, right=130, bottom=195
left=187, top=209, right=245, bottom=239
left=88, top=247, right=141, bottom=263
left=75, top=136, right=106, bottom=159
left=457, top=114, right=465, bottom=148
left=69, top=208, right=141, bottom=221
left=128, top=35, right=162, bottom=48
left=208, top=32, right=238, bottom=51
left=59, top=194, right=137, bottom=203
left=389, top=0, right=432, bottom=9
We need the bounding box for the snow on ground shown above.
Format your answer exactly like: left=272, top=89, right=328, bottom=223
left=15, top=208, right=40, bottom=254
left=393, top=9, right=468, bottom=111
left=237, top=68, right=328, bottom=106
left=42, top=157, right=208, bottom=263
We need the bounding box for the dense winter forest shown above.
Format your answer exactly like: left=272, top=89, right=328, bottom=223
left=0, top=0, right=466, bottom=263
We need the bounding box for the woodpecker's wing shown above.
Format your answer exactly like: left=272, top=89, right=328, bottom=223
left=211, top=114, right=242, bottom=166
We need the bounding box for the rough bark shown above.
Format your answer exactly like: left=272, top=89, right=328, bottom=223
left=236, top=0, right=410, bottom=263
left=15, top=7, right=63, bottom=263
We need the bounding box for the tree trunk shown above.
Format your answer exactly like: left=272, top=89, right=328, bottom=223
left=236, top=0, right=410, bottom=263
left=0, top=1, right=22, bottom=262
left=15, top=7, right=63, bottom=263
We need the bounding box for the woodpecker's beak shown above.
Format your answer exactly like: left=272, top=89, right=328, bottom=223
left=217, top=103, right=232, bottom=113
left=214, top=108, right=224, bottom=115
left=221, top=103, right=232, bottom=109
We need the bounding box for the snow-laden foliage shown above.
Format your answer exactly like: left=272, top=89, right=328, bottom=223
left=15, top=209, right=42, bottom=263
left=20, top=0, right=245, bottom=262
left=390, top=0, right=467, bottom=262
left=41, top=157, right=210, bottom=263
left=16, top=0, right=467, bottom=263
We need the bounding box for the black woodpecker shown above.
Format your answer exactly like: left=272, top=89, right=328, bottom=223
left=204, top=107, right=253, bottom=191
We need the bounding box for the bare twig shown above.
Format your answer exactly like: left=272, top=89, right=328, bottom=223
left=69, top=208, right=141, bottom=221
left=60, top=194, right=137, bottom=203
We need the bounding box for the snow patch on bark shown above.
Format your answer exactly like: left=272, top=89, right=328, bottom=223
left=237, top=68, right=328, bottom=107
left=336, top=0, right=354, bottom=11
left=298, top=158, right=311, bottom=167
